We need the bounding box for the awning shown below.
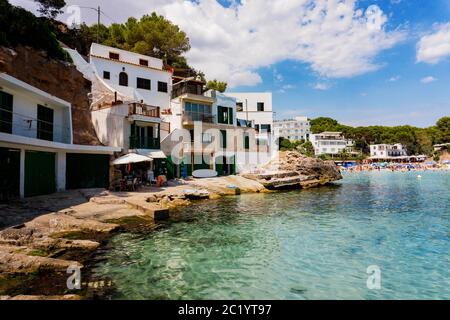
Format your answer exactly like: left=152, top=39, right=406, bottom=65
left=112, top=153, right=152, bottom=165
left=136, top=149, right=167, bottom=159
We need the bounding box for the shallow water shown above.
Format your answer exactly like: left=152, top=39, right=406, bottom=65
left=93, top=171, right=450, bottom=299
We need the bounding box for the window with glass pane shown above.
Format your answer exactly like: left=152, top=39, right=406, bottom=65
left=260, top=124, right=271, bottom=133
left=37, top=105, right=53, bottom=141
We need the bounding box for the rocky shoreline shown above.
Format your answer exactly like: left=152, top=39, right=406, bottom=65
left=0, top=152, right=342, bottom=300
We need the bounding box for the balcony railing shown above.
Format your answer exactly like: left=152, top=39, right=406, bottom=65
left=128, top=103, right=160, bottom=118
left=182, top=113, right=214, bottom=124
left=0, top=107, right=71, bottom=143
left=129, top=136, right=160, bottom=149
left=172, top=82, right=204, bottom=99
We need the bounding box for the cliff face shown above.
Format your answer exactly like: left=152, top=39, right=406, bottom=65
left=0, top=46, right=102, bottom=145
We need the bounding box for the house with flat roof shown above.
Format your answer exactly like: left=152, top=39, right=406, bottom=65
left=161, top=76, right=261, bottom=177
left=0, top=73, right=120, bottom=200
left=224, top=92, right=273, bottom=140
left=274, top=116, right=311, bottom=141
left=309, top=132, right=354, bottom=156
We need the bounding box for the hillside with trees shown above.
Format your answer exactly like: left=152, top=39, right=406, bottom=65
left=309, top=116, right=450, bottom=156
left=1, top=0, right=212, bottom=82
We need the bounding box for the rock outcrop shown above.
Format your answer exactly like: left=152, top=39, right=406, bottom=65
left=0, top=45, right=101, bottom=145
left=242, top=151, right=342, bottom=189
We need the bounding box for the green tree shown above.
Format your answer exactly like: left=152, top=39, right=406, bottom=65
left=103, top=13, right=190, bottom=66
left=34, top=0, right=66, bottom=18
left=435, top=116, right=450, bottom=143
left=299, top=141, right=315, bottom=157
left=0, top=0, right=69, bottom=60
left=206, top=79, right=227, bottom=92
left=338, top=148, right=349, bottom=161
left=310, top=117, right=339, bottom=133
left=278, top=137, right=292, bottom=151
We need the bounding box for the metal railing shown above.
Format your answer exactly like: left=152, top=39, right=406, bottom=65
left=128, top=103, right=160, bottom=118
left=182, top=113, right=214, bottom=124
left=129, top=136, right=160, bottom=149
left=172, top=82, right=204, bottom=99
left=0, top=107, right=71, bottom=143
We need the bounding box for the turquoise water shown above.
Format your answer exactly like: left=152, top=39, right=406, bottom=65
left=93, top=172, right=450, bottom=299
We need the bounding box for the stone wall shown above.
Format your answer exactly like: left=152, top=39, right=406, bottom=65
left=0, top=46, right=102, bottom=145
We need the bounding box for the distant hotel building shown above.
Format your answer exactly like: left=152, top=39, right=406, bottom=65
left=309, top=132, right=354, bottom=156
left=274, top=116, right=310, bottom=141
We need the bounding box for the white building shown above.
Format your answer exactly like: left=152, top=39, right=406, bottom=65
left=161, top=77, right=258, bottom=177
left=0, top=73, right=119, bottom=199
left=274, top=116, right=311, bottom=141
left=224, top=92, right=273, bottom=136
left=309, top=132, right=354, bottom=156
left=89, top=43, right=172, bottom=109
left=66, top=43, right=172, bottom=176
left=370, top=144, right=408, bottom=159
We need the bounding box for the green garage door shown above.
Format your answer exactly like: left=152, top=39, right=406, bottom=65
left=0, top=147, right=20, bottom=201
left=66, top=153, right=110, bottom=189
left=25, top=151, right=56, bottom=197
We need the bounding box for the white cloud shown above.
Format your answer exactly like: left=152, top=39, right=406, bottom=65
left=388, top=75, right=401, bottom=82
left=313, top=82, right=332, bottom=90
left=420, top=76, right=437, bottom=84
left=10, top=0, right=405, bottom=88
left=417, top=22, right=450, bottom=64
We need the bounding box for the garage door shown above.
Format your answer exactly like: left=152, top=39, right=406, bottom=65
left=66, top=153, right=110, bottom=189
left=25, top=151, right=56, bottom=197
left=0, top=147, right=20, bottom=201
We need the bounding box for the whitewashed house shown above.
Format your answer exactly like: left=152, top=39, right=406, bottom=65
left=66, top=43, right=172, bottom=176
left=224, top=92, right=273, bottom=138
left=0, top=73, right=119, bottom=199
left=274, top=116, right=311, bottom=141
left=370, top=144, right=408, bottom=159
left=161, top=76, right=258, bottom=177
left=309, top=132, right=354, bottom=156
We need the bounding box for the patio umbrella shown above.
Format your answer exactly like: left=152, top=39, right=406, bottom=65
left=112, top=153, right=152, bottom=165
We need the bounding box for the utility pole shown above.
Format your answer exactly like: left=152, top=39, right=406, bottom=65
left=97, top=6, right=101, bottom=43
left=80, top=6, right=102, bottom=43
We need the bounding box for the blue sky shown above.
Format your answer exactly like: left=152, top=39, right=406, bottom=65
left=10, top=0, right=450, bottom=127
left=229, top=0, right=450, bottom=126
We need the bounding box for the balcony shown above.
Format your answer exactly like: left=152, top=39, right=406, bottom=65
left=182, top=113, right=214, bottom=125
left=172, top=82, right=204, bottom=99
left=128, top=103, right=160, bottom=122
left=129, top=136, right=160, bottom=150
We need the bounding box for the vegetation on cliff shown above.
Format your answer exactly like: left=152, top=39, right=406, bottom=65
left=0, top=0, right=69, bottom=60
left=309, top=116, right=450, bottom=156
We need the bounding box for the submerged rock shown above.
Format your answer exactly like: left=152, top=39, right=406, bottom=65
left=243, top=151, right=342, bottom=190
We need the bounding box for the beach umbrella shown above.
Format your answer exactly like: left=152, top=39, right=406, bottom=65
left=112, top=153, right=152, bottom=165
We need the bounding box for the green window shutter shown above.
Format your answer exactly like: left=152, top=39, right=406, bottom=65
left=220, top=130, right=227, bottom=148
left=217, top=106, right=223, bottom=123
left=0, top=91, right=13, bottom=134
left=228, top=108, right=233, bottom=125
left=244, top=135, right=250, bottom=149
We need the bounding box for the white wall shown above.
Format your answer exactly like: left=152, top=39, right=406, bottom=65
left=225, top=92, right=273, bottom=128
left=90, top=56, right=171, bottom=109
left=310, top=134, right=348, bottom=156
left=1, top=84, right=71, bottom=144
left=91, top=104, right=128, bottom=150
left=274, top=117, right=311, bottom=141
left=206, top=90, right=237, bottom=126
left=91, top=43, right=163, bottom=69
